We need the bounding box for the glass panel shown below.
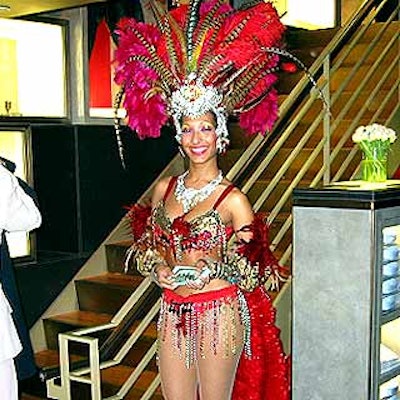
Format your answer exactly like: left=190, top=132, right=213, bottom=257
left=382, top=226, right=400, bottom=314
left=380, top=318, right=400, bottom=397
left=0, top=129, right=33, bottom=258
left=0, top=18, right=66, bottom=118
left=380, top=224, right=400, bottom=397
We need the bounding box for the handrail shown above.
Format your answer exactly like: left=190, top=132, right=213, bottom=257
left=229, top=0, right=399, bottom=262
left=43, top=277, right=156, bottom=381
left=227, top=0, right=391, bottom=186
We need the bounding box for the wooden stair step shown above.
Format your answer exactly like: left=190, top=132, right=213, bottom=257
left=330, top=64, right=398, bottom=92
left=281, top=117, right=384, bottom=149
left=226, top=123, right=255, bottom=149
left=35, top=349, right=84, bottom=370
left=68, top=364, right=162, bottom=399
left=34, top=351, right=161, bottom=400
left=251, top=148, right=360, bottom=183
left=75, top=273, right=143, bottom=314
left=357, top=22, right=400, bottom=43
left=341, top=40, right=399, bottom=67
left=43, top=310, right=113, bottom=350
left=101, top=364, right=162, bottom=399
left=43, top=310, right=158, bottom=369
left=247, top=179, right=293, bottom=214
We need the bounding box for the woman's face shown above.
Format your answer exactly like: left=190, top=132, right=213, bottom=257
left=180, top=112, right=218, bottom=163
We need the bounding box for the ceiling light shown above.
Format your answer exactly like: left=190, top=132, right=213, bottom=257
left=0, top=5, right=11, bottom=11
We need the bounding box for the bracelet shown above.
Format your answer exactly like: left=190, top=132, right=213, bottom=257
left=196, top=255, right=259, bottom=292
left=125, top=242, right=165, bottom=278
left=150, top=263, right=162, bottom=286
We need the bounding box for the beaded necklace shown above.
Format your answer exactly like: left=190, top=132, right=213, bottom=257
left=174, top=170, right=223, bottom=214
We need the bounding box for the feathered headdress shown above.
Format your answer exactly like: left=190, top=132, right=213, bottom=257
left=114, top=0, right=287, bottom=153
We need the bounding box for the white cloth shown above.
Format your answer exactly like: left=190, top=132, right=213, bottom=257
left=0, top=285, right=22, bottom=362
left=0, top=164, right=42, bottom=245
left=0, top=358, right=19, bottom=400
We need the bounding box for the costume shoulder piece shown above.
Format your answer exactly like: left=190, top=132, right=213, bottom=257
left=123, top=203, right=163, bottom=276
left=233, top=213, right=289, bottom=290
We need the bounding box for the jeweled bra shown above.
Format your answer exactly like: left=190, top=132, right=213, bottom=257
left=152, top=177, right=235, bottom=261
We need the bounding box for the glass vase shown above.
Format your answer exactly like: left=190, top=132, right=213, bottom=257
left=361, top=152, right=387, bottom=183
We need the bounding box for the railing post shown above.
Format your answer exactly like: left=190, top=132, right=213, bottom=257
left=58, top=333, right=72, bottom=400
left=323, top=54, right=332, bottom=185
left=51, top=333, right=102, bottom=400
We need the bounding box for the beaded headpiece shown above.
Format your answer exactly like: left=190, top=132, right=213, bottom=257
left=114, top=0, right=288, bottom=153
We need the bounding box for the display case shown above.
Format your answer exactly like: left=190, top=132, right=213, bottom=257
left=292, top=182, right=400, bottom=400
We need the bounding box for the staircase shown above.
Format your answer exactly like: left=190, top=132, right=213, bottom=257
left=23, top=1, right=400, bottom=399
left=23, top=242, right=162, bottom=399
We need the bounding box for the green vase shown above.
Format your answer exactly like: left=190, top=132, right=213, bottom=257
left=361, top=155, right=387, bottom=182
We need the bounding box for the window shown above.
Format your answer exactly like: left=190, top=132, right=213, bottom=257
left=0, top=18, right=67, bottom=118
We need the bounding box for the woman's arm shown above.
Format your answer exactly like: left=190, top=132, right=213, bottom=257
left=227, top=188, right=254, bottom=243
left=125, top=176, right=175, bottom=289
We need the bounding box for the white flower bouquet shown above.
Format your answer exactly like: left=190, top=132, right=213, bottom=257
left=352, top=123, right=397, bottom=182
left=352, top=123, right=397, bottom=158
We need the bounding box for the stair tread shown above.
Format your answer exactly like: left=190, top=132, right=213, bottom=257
left=46, top=310, right=113, bottom=326
left=35, top=350, right=160, bottom=393
left=101, top=364, right=157, bottom=387
left=35, top=349, right=84, bottom=368
left=79, top=272, right=142, bottom=287
left=46, top=310, right=158, bottom=337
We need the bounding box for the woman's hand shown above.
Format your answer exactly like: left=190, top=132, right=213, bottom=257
left=185, top=272, right=210, bottom=290
left=152, top=264, right=175, bottom=290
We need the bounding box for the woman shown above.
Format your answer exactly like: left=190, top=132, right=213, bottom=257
left=126, top=111, right=289, bottom=399
left=151, top=111, right=254, bottom=399
left=115, top=1, right=292, bottom=398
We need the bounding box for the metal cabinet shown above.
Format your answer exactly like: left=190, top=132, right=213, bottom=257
left=292, top=183, right=400, bottom=400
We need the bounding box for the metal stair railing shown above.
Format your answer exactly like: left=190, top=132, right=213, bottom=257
left=47, top=0, right=400, bottom=398
left=227, top=0, right=400, bottom=266
left=47, top=277, right=162, bottom=400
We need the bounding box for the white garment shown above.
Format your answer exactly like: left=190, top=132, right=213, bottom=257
left=0, top=358, right=18, bottom=400
left=0, top=285, right=21, bottom=362
left=0, top=164, right=42, bottom=245
left=0, top=285, right=20, bottom=400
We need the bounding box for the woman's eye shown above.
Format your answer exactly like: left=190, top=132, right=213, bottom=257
left=181, top=127, right=191, bottom=134
left=200, top=125, right=214, bottom=132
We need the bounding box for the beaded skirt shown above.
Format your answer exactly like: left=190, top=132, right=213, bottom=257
left=158, top=285, right=251, bottom=368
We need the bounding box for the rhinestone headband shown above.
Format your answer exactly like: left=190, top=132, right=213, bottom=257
left=170, top=74, right=229, bottom=153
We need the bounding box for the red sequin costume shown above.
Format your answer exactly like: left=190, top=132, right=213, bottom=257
left=125, top=178, right=290, bottom=400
